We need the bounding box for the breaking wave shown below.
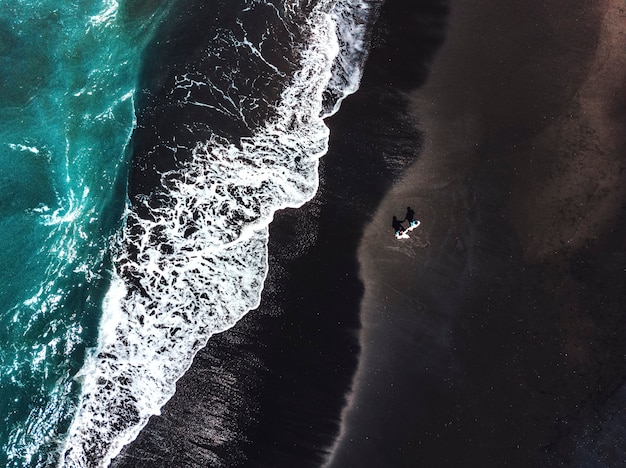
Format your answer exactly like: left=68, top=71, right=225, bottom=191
left=59, top=0, right=377, bottom=466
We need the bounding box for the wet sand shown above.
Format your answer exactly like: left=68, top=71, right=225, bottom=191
left=330, top=1, right=626, bottom=466
left=112, top=1, right=448, bottom=466
left=111, top=0, right=626, bottom=466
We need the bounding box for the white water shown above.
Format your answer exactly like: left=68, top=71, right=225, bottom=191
left=59, top=1, right=376, bottom=466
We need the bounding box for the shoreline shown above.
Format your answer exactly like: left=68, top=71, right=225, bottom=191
left=330, top=0, right=626, bottom=466
left=110, top=0, right=436, bottom=466
left=107, top=0, right=626, bottom=466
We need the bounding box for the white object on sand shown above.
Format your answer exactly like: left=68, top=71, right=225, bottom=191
left=395, top=219, right=420, bottom=239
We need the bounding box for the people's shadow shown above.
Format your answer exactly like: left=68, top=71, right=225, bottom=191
left=405, top=206, right=415, bottom=225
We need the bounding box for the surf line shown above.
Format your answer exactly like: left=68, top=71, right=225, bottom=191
left=58, top=1, right=377, bottom=467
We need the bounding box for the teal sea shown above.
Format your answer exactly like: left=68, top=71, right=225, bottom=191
left=0, top=1, right=166, bottom=465
left=0, top=0, right=376, bottom=465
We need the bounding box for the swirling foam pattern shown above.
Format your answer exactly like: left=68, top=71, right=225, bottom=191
left=0, top=1, right=167, bottom=465
left=60, top=1, right=375, bottom=466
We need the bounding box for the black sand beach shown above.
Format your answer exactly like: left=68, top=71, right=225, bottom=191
left=113, top=0, right=626, bottom=466
left=330, top=1, right=626, bottom=467
left=112, top=0, right=445, bottom=466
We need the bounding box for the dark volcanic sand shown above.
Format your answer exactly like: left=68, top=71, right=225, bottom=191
left=329, top=1, right=626, bottom=467
left=112, top=1, right=448, bottom=467
left=112, top=0, right=626, bottom=466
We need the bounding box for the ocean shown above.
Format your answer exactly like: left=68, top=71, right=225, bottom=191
left=0, top=1, right=379, bottom=466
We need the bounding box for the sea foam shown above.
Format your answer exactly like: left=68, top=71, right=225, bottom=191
left=59, top=1, right=375, bottom=466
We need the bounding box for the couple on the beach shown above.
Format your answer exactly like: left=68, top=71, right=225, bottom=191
left=392, top=206, right=419, bottom=238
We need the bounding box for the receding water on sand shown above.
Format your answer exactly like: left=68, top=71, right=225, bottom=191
left=1, top=1, right=383, bottom=465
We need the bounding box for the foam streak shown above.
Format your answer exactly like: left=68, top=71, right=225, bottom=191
left=59, top=1, right=375, bottom=466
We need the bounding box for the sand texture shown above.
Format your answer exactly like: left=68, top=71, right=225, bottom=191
left=331, top=1, right=626, bottom=466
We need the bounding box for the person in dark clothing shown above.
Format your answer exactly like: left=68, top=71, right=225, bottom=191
left=392, top=215, right=406, bottom=234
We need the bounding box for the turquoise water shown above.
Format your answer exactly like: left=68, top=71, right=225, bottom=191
left=0, top=1, right=166, bottom=465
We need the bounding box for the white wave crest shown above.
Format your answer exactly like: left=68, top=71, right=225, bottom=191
left=59, top=0, right=375, bottom=466
left=324, top=0, right=373, bottom=115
